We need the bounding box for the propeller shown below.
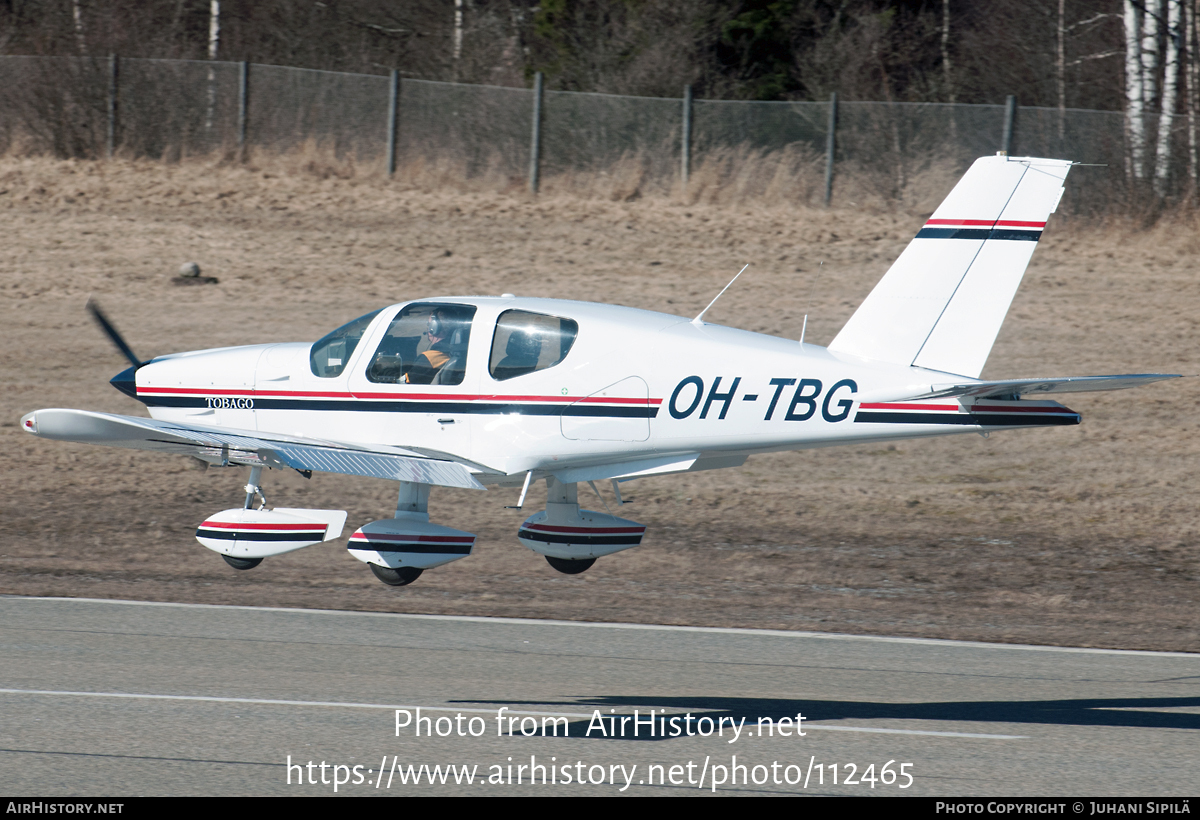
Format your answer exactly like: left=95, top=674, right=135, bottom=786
left=87, top=299, right=147, bottom=399
left=87, top=298, right=145, bottom=369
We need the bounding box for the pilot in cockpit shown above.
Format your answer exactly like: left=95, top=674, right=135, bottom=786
left=404, top=308, right=459, bottom=384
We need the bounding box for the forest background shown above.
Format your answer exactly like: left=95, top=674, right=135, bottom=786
left=1, top=1, right=1193, bottom=204
left=0, top=0, right=1149, bottom=108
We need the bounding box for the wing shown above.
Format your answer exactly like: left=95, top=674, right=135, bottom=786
left=859, top=373, right=1181, bottom=404
left=20, top=409, right=489, bottom=490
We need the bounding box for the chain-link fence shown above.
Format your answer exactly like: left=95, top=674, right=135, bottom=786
left=0, top=54, right=1185, bottom=213
left=401, top=79, right=531, bottom=182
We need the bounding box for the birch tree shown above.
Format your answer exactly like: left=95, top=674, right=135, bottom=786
left=204, top=1, right=220, bottom=133
left=1058, top=0, right=1066, bottom=141
left=943, top=0, right=956, bottom=139
left=1126, top=0, right=1147, bottom=178
left=1155, top=0, right=1182, bottom=195
left=71, top=0, right=87, bottom=55
left=1142, top=0, right=1163, bottom=111
left=1187, top=0, right=1198, bottom=192
left=455, top=0, right=464, bottom=59
left=941, top=0, right=953, bottom=100
left=453, top=0, right=463, bottom=80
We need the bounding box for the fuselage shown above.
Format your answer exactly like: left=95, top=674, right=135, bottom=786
left=124, top=296, right=1079, bottom=482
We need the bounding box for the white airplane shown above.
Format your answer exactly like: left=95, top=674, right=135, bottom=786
left=20, top=154, right=1179, bottom=586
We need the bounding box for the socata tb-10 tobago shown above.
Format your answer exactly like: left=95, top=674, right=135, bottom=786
left=21, top=155, right=1178, bottom=587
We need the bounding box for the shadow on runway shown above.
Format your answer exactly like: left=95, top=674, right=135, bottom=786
left=461, top=695, right=1200, bottom=741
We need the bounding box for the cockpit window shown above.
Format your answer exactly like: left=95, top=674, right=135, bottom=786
left=489, top=310, right=578, bottom=381
left=309, top=309, right=382, bottom=378
left=366, top=303, right=477, bottom=386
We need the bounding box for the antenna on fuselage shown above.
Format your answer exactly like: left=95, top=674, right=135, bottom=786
left=692, top=264, right=749, bottom=325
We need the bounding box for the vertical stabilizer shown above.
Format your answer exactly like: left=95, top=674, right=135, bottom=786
left=828, top=155, right=1071, bottom=378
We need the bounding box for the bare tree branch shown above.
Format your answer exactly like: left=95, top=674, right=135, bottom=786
left=346, top=20, right=412, bottom=37
left=1067, top=50, right=1123, bottom=65
left=1066, top=13, right=1120, bottom=31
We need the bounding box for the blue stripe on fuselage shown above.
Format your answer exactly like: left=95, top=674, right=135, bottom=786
left=141, top=395, right=659, bottom=418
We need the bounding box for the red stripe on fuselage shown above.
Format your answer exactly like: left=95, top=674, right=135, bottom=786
left=858, top=402, right=961, bottom=411
left=142, top=387, right=355, bottom=398
left=138, top=387, right=660, bottom=405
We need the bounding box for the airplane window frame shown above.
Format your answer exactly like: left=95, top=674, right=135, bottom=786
left=365, top=302, right=478, bottom=386
left=489, top=309, right=579, bottom=382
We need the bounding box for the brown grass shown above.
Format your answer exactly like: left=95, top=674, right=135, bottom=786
left=1, top=153, right=1197, bottom=651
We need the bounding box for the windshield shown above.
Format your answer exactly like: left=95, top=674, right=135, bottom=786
left=309, top=310, right=382, bottom=378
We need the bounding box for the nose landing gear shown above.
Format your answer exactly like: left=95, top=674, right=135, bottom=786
left=195, top=465, right=347, bottom=571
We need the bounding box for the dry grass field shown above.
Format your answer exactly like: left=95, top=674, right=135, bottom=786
left=2, top=154, right=1197, bottom=651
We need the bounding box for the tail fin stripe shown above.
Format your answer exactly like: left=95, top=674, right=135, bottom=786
left=915, top=227, right=1041, bottom=241
left=925, top=219, right=1046, bottom=228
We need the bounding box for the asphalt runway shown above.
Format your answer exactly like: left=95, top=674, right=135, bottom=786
left=1, top=597, right=1197, bottom=797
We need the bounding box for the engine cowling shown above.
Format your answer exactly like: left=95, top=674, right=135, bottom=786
left=347, top=517, right=476, bottom=570
left=195, top=508, right=347, bottom=559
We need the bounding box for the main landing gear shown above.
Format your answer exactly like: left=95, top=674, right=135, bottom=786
left=545, top=555, right=596, bottom=575
left=347, top=481, right=477, bottom=588
left=517, top=477, right=646, bottom=575
left=369, top=564, right=424, bottom=586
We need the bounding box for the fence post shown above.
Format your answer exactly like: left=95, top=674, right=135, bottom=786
left=529, top=71, right=544, bottom=194
left=106, top=54, right=119, bottom=158
left=681, top=84, right=693, bottom=190
left=1001, top=94, right=1017, bottom=155
left=237, top=61, right=250, bottom=161
left=824, top=91, right=838, bottom=206
left=386, top=69, right=400, bottom=177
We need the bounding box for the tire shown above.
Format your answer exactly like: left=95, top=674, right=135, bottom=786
left=222, top=554, right=262, bottom=570
left=369, top=563, right=424, bottom=586
left=545, top=555, right=596, bottom=575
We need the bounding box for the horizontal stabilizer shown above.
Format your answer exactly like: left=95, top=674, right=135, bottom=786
left=858, top=373, right=1181, bottom=404
left=20, top=409, right=487, bottom=490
